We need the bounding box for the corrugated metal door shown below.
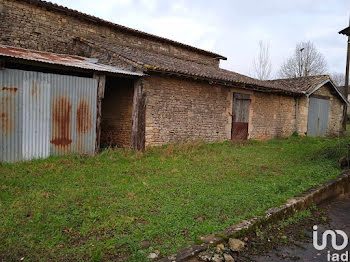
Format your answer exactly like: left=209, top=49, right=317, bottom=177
left=231, top=93, right=250, bottom=140
left=22, top=72, right=51, bottom=160
left=0, top=69, right=22, bottom=162
left=0, top=69, right=97, bottom=162
left=307, top=96, right=330, bottom=137
left=50, top=75, right=97, bottom=155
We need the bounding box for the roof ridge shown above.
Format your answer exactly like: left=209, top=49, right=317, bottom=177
left=75, top=39, right=299, bottom=95
left=14, top=0, right=227, bottom=60
left=268, top=75, right=329, bottom=82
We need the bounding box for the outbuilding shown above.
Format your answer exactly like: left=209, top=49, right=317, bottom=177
left=0, top=0, right=348, bottom=162
left=269, top=76, right=348, bottom=137
left=0, top=45, right=142, bottom=162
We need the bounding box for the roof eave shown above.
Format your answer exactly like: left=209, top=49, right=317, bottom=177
left=146, top=68, right=300, bottom=96
left=306, top=79, right=350, bottom=105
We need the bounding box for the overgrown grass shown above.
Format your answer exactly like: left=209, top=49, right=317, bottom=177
left=0, top=136, right=349, bottom=261
left=278, top=205, right=315, bottom=228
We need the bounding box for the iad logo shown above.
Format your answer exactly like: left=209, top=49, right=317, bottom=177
left=313, top=225, right=349, bottom=261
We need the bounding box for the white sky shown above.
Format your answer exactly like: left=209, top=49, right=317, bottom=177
left=47, top=0, right=349, bottom=78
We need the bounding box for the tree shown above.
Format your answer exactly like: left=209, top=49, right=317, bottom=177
left=279, top=41, right=327, bottom=78
left=330, top=72, right=345, bottom=86
left=252, top=40, right=272, bottom=80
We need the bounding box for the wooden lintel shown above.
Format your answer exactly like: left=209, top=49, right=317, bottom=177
left=131, top=78, right=146, bottom=151
left=93, top=73, right=106, bottom=154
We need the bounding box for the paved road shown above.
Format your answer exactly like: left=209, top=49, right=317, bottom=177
left=250, top=195, right=350, bottom=262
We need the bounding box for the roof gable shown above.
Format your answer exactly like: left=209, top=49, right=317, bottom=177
left=269, top=75, right=349, bottom=105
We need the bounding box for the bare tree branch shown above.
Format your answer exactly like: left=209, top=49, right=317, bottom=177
left=330, top=72, right=345, bottom=86
left=279, top=41, right=327, bottom=78
left=252, top=40, right=272, bottom=80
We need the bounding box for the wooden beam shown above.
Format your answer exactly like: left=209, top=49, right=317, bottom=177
left=343, top=32, right=350, bottom=131
left=131, top=78, right=146, bottom=151
left=0, top=58, right=5, bottom=70
left=93, top=73, right=106, bottom=154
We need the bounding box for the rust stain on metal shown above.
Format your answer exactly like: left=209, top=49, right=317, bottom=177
left=1, top=86, right=18, bottom=92
left=0, top=112, right=11, bottom=132
left=0, top=97, right=14, bottom=133
left=50, top=97, right=72, bottom=147
left=0, top=45, right=142, bottom=76
left=76, top=99, right=92, bottom=134
left=31, top=80, right=41, bottom=98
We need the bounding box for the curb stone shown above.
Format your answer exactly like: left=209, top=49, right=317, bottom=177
left=158, top=172, right=350, bottom=262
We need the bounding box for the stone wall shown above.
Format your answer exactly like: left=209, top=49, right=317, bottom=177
left=100, top=78, right=134, bottom=148
left=248, top=92, right=297, bottom=140
left=291, top=84, right=344, bottom=137
left=144, top=75, right=232, bottom=146
left=297, top=96, right=309, bottom=136
left=144, top=75, right=302, bottom=146
left=0, top=0, right=220, bottom=67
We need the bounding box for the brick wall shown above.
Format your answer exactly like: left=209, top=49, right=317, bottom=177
left=0, top=0, right=220, bottom=67
left=100, top=78, right=134, bottom=148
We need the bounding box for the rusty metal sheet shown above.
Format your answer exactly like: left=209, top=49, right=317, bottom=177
left=0, top=68, right=97, bottom=162
left=50, top=74, right=97, bottom=155
left=0, top=44, right=143, bottom=77
left=231, top=122, right=248, bottom=140
left=22, top=71, right=51, bottom=160
left=0, top=69, right=22, bottom=162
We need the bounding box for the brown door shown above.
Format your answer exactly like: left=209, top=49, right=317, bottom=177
left=231, top=93, right=250, bottom=140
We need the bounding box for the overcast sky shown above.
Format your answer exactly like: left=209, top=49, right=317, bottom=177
left=48, top=0, right=349, bottom=79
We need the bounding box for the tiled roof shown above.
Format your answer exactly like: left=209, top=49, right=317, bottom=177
left=267, top=75, right=331, bottom=94
left=78, top=38, right=300, bottom=95
left=15, top=0, right=226, bottom=60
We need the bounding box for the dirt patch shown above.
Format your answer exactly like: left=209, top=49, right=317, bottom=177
left=236, top=207, right=329, bottom=261
left=190, top=207, right=331, bottom=262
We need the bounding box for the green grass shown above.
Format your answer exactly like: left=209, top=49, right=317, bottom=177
left=278, top=206, right=314, bottom=228
left=0, top=136, right=349, bottom=261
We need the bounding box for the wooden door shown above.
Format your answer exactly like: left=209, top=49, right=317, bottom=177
left=231, top=93, right=250, bottom=140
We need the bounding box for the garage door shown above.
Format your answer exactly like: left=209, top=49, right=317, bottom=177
left=307, top=96, right=330, bottom=137
left=0, top=68, right=97, bottom=162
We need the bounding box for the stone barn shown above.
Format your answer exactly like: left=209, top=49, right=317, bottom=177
left=269, top=76, right=348, bottom=137
left=0, top=0, right=348, bottom=161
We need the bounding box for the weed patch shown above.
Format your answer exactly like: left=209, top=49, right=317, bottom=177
left=0, top=136, right=349, bottom=261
